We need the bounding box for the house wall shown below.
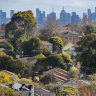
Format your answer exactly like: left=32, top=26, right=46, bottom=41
left=43, top=45, right=52, bottom=52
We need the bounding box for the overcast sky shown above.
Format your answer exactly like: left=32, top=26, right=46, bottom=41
left=0, top=0, right=96, bottom=18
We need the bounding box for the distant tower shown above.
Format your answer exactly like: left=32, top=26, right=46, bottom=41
left=10, top=10, right=14, bottom=17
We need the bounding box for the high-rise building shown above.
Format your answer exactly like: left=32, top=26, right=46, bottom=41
left=60, top=8, right=68, bottom=26
left=10, top=10, right=14, bottom=17
left=36, top=8, right=46, bottom=28
left=88, top=9, right=91, bottom=19
left=71, top=12, right=80, bottom=26
left=47, top=11, right=56, bottom=21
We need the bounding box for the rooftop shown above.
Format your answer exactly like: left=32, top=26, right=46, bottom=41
left=42, top=41, right=52, bottom=46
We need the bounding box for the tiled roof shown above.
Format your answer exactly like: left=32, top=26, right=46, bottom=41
left=42, top=41, right=52, bottom=46
left=0, top=70, right=16, bottom=77
left=0, top=29, right=5, bottom=32
left=62, top=43, right=74, bottom=51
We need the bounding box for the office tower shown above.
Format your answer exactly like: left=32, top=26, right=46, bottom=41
left=71, top=12, right=80, bottom=26
left=88, top=9, right=91, bottom=19
left=47, top=11, right=56, bottom=21
left=68, top=13, right=71, bottom=24
left=60, top=8, right=68, bottom=26
left=10, top=10, right=14, bottom=17
left=36, top=8, right=46, bottom=28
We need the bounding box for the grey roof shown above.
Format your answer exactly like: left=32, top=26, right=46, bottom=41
left=59, top=80, right=90, bottom=89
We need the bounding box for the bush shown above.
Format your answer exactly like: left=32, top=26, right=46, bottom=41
left=69, top=66, right=78, bottom=78
left=0, top=55, right=26, bottom=76
left=40, top=75, right=56, bottom=84
left=0, top=87, right=18, bottom=96
left=56, top=85, right=76, bottom=96
left=34, top=53, right=46, bottom=58
left=45, top=83, right=59, bottom=92
left=58, top=53, right=73, bottom=63
left=0, top=72, right=11, bottom=84
left=49, top=36, right=63, bottom=53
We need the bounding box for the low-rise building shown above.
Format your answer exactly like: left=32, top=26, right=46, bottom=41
left=42, top=41, right=53, bottom=52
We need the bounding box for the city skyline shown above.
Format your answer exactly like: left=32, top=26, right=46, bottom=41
left=0, top=0, right=96, bottom=18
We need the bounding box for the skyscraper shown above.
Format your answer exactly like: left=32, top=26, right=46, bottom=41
left=10, top=10, right=14, bottom=17
left=60, top=8, right=68, bottom=26
left=71, top=12, right=80, bottom=26
left=88, top=9, right=91, bottom=19
left=36, top=8, right=46, bottom=28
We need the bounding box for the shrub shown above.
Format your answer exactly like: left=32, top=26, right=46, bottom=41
left=69, top=66, right=78, bottom=78
left=35, top=53, right=46, bottom=58
left=40, top=75, right=56, bottom=84
left=0, top=86, right=18, bottom=96
left=56, top=85, right=76, bottom=96
left=0, top=72, right=11, bottom=84
left=58, top=53, right=73, bottom=63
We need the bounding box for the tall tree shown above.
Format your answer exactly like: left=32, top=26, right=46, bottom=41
left=76, top=33, right=96, bottom=74
left=22, top=36, right=43, bottom=57
left=5, top=10, right=37, bottom=52
left=49, top=36, right=63, bottom=53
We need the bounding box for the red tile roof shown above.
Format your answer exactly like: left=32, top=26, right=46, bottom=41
left=0, top=29, right=5, bottom=32
left=42, top=41, right=52, bottom=46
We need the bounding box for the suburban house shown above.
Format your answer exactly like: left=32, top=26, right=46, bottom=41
left=0, top=70, right=16, bottom=78
left=42, top=41, right=53, bottom=52
left=0, top=83, right=55, bottom=96
left=54, top=27, right=83, bottom=45
left=62, top=42, right=77, bottom=64
left=40, top=67, right=69, bottom=84
left=0, top=29, right=5, bottom=39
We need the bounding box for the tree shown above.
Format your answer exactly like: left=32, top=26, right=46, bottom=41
left=0, top=72, right=11, bottom=84
left=2, top=42, right=14, bottom=51
left=0, top=87, right=18, bottom=96
left=49, top=36, right=63, bottom=53
left=76, top=33, right=96, bottom=74
left=5, top=10, right=37, bottom=52
left=69, top=66, right=78, bottom=78
left=85, top=25, right=96, bottom=35
left=0, top=55, right=26, bottom=75
left=22, top=36, right=43, bottom=57
left=33, top=54, right=66, bottom=73
left=39, top=17, right=60, bottom=41
left=56, top=85, right=76, bottom=96
left=58, top=53, right=73, bottom=63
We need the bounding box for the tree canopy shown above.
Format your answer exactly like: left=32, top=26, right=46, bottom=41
left=22, top=36, right=43, bottom=56
left=76, top=33, right=96, bottom=74
left=0, top=55, right=26, bottom=75
left=5, top=10, right=37, bottom=52
left=33, top=54, right=66, bottom=73
left=85, top=25, right=96, bottom=35
left=49, top=36, right=63, bottom=53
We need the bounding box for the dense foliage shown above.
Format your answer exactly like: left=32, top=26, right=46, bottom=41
left=49, top=36, right=63, bottom=53
left=58, top=53, right=73, bottom=63
left=0, top=55, right=26, bottom=75
left=0, top=72, right=11, bottom=84
left=56, top=85, right=76, bottom=96
left=33, top=54, right=66, bottom=73
left=22, top=36, right=43, bottom=56
left=5, top=11, right=37, bottom=52
left=85, top=25, right=96, bottom=35
left=0, top=87, right=18, bottom=96
left=76, top=33, right=96, bottom=74
left=69, top=66, right=78, bottom=78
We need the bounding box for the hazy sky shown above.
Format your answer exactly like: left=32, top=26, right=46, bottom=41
left=0, top=0, right=96, bottom=18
